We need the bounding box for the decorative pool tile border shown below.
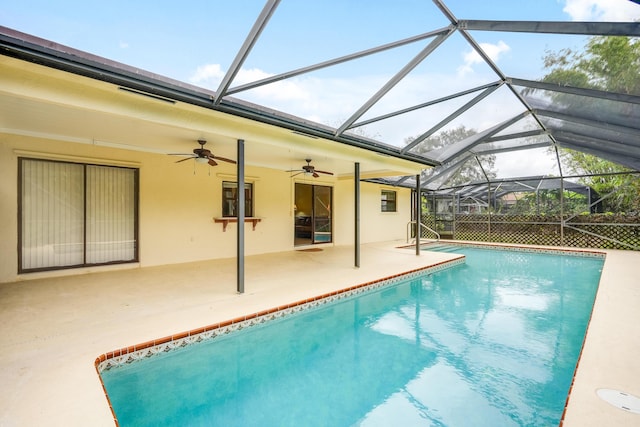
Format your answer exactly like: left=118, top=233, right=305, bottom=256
left=95, top=256, right=465, bottom=373
left=418, top=241, right=606, bottom=259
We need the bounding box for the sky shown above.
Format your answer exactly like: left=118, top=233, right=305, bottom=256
left=1, top=0, right=639, bottom=179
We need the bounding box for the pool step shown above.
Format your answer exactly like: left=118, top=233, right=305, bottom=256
left=422, top=244, right=462, bottom=253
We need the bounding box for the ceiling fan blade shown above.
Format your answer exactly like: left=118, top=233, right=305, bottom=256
left=175, top=156, right=194, bottom=163
left=313, top=172, right=319, bottom=178
left=168, top=153, right=193, bottom=156
left=285, top=169, right=303, bottom=173
left=212, top=155, right=236, bottom=164
left=314, top=170, right=334, bottom=175
left=290, top=171, right=303, bottom=177
left=208, top=159, right=218, bottom=167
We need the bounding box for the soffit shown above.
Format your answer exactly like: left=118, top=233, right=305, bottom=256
left=0, top=55, right=423, bottom=177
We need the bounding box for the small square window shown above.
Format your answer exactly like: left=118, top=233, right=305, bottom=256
left=381, top=190, right=397, bottom=212
left=222, top=181, right=253, bottom=217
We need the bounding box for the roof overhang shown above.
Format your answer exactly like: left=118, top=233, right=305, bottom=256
left=0, top=26, right=436, bottom=178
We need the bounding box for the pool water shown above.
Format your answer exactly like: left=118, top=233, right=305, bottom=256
left=100, top=246, right=603, bottom=426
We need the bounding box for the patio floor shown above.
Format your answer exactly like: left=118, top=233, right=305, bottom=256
left=0, top=241, right=638, bottom=426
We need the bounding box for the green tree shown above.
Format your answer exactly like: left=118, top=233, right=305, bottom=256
left=504, top=189, right=588, bottom=215
left=540, top=36, right=640, bottom=213
left=406, top=125, right=497, bottom=187
left=542, top=36, right=640, bottom=95
left=559, top=149, right=640, bottom=213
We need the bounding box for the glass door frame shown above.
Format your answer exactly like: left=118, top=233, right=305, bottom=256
left=294, top=183, right=333, bottom=246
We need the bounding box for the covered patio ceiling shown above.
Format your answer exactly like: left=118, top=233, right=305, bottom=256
left=0, top=54, right=424, bottom=179
left=0, top=0, right=639, bottom=184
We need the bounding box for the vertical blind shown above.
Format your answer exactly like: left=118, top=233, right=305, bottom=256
left=20, top=159, right=137, bottom=272
left=86, top=165, right=137, bottom=264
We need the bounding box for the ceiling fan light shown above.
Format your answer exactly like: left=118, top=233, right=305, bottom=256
left=195, top=157, right=209, bottom=164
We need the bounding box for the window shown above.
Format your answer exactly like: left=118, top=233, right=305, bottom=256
left=19, top=158, right=138, bottom=272
left=222, top=181, right=253, bottom=217
left=381, top=189, right=397, bottom=212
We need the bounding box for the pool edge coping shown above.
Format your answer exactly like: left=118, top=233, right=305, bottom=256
left=94, top=256, right=465, bottom=374
left=95, top=243, right=607, bottom=427
left=402, top=240, right=607, bottom=259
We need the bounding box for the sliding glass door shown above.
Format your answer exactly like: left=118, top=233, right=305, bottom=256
left=294, top=183, right=332, bottom=246
left=19, top=158, right=138, bottom=272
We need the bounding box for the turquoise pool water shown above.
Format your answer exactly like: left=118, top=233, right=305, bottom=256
left=100, top=246, right=603, bottom=426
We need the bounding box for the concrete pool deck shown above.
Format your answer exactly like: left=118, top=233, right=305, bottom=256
left=0, top=241, right=638, bottom=426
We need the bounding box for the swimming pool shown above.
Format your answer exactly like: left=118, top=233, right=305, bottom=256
left=98, top=245, right=603, bottom=426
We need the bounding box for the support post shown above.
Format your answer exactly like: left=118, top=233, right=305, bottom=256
left=416, top=173, right=421, bottom=256
left=487, top=183, right=492, bottom=240
left=354, top=162, right=360, bottom=268
left=237, top=139, right=245, bottom=294
left=475, top=155, right=491, bottom=242
left=560, top=177, right=565, bottom=245
left=553, top=145, right=565, bottom=245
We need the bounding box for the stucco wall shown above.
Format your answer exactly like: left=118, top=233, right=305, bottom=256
left=0, top=134, right=18, bottom=284
left=334, top=179, right=412, bottom=246
left=0, top=135, right=412, bottom=283
left=138, top=152, right=295, bottom=266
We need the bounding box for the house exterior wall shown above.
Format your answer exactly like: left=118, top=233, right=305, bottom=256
left=0, top=135, right=413, bottom=283
left=334, top=179, right=413, bottom=245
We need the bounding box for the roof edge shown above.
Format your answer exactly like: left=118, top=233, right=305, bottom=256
left=0, top=25, right=439, bottom=168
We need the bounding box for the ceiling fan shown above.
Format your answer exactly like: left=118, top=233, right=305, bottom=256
left=287, top=159, right=334, bottom=178
left=169, top=139, right=236, bottom=166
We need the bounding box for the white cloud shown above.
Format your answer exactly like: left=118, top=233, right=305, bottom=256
left=458, top=41, right=510, bottom=76
left=190, top=63, right=226, bottom=86
left=238, top=69, right=309, bottom=101
left=190, top=64, right=309, bottom=101
left=119, top=41, right=129, bottom=49
left=562, top=0, right=640, bottom=21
